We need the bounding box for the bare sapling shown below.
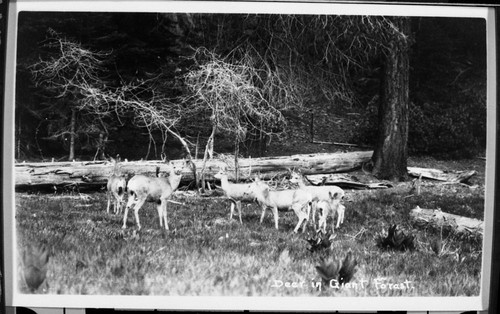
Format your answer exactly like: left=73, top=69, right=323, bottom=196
left=317, top=191, right=346, bottom=234
left=249, top=177, right=313, bottom=233
left=106, top=157, right=127, bottom=215
left=122, top=160, right=186, bottom=230
left=289, top=169, right=345, bottom=231
left=214, top=166, right=255, bottom=224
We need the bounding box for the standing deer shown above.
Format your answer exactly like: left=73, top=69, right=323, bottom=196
left=106, top=156, right=127, bottom=215
left=289, top=169, right=345, bottom=232
left=122, top=160, right=186, bottom=230
left=248, top=177, right=313, bottom=233
left=213, top=166, right=255, bottom=224
left=317, top=192, right=346, bottom=233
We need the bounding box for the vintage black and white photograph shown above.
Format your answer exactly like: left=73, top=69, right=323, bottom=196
left=5, top=1, right=495, bottom=311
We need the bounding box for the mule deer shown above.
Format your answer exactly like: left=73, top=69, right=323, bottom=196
left=249, top=177, right=312, bottom=233
left=213, top=166, right=255, bottom=224
left=122, top=160, right=186, bottom=230
left=317, top=191, right=346, bottom=233
left=289, top=169, right=345, bottom=231
left=106, top=157, right=127, bottom=215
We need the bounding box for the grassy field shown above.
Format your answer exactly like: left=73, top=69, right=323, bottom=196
left=15, top=157, right=485, bottom=297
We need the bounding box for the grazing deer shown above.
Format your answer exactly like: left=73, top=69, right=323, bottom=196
left=122, top=160, right=186, bottom=230
left=213, top=166, right=255, bottom=224
left=289, top=169, right=345, bottom=231
left=106, top=157, right=127, bottom=215
left=317, top=192, right=346, bottom=233
left=249, top=177, right=313, bottom=233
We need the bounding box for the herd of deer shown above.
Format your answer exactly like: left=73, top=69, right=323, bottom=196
left=106, top=158, right=346, bottom=234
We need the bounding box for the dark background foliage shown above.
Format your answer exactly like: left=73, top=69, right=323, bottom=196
left=15, top=13, right=486, bottom=161
left=354, top=17, right=486, bottom=158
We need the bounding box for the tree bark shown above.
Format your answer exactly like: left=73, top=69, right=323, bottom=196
left=14, top=151, right=373, bottom=189
left=234, top=140, right=240, bottom=182
left=372, top=17, right=411, bottom=182
left=68, top=109, right=76, bottom=161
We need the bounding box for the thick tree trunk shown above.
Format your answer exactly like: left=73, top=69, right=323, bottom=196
left=14, top=151, right=373, bottom=189
left=372, top=17, right=411, bottom=182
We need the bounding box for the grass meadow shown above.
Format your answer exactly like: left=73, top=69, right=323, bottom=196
left=15, top=157, right=485, bottom=297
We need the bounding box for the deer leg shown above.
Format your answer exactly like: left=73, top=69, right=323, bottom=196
left=292, top=204, right=307, bottom=233
left=236, top=200, right=243, bottom=224
left=302, top=202, right=311, bottom=231
left=338, top=206, right=344, bottom=227
left=112, top=193, right=117, bottom=214
left=331, top=209, right=336, bottom=234
left=161, top=199, right=169, bottom=230
left=260, top=204, right=267, bottom=224
left=323, top=213, right=328, bottom=234
left=117, top=196, right=124, bottom=215
left=272, top=206, right=279, bottom=230
left=106, top=192, right=111, bottom=214
left=131, top=198, right=146, bottom=230
left=122, top=206, right=129, bottom=229
left=156, top=202, right=163, bottom=228
left=300, top=214, right=308, bottom=233
left=122, top=196, right=135, bottom=229
left=113, top=193, right=123, bottom=215
left=311, top=201, right=317, bottom=232
left=293, top=214, right=306, bottom=233
left=229, top=200, right=235, bottom=220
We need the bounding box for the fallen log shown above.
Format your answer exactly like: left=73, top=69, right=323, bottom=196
left=311, top=140, right=372, bottom=149
left=410, top=206, right=483, bottom=237
left=14, top=151, right=373, bottom=189
left=407, top=167, right=477, bottom=183
left=305, top=173, right=393, bottom=189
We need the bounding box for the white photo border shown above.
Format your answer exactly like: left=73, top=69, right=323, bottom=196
left=3, top=1, right=497, bottom=311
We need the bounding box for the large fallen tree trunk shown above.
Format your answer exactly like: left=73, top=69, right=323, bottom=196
left=407, top=167, right=477, bottom=183
left=305, top=173, right=394, bottom=189
left=410, top=206, right=483, bottom=237
left=14, top=151, right=373, bottom=189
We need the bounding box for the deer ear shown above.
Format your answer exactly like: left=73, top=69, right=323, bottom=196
left=329, top=191, right=339, bottom=199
